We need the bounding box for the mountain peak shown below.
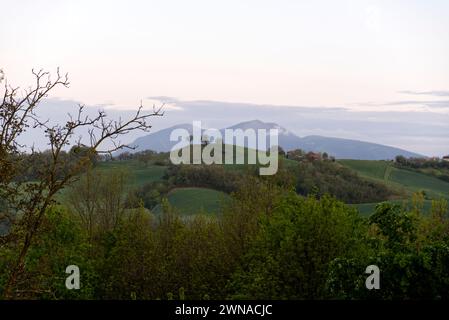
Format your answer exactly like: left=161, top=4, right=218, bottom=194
left=226, top=119, right=290, bottom=134
left=118, top=120, right=423, bottom=160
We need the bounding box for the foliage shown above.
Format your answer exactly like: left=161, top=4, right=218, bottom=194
left=340, top=159, right=449, bottom=200
left=2, top=179, right=449, bottom=300
left=0, top=207, right=97, bottom=299
left=293, top=161, right=396, bottom=203
left=327, top=199, right=449, bottom=299
left=395, top=155, right=449, bottom=183
left=229, top=194, right=363, bottom=299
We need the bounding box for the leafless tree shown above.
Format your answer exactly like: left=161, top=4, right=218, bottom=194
left=0, top=68, right=163, bottom=298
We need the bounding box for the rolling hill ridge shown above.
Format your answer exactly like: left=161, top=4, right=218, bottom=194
left=120, top=120, right=423, bottom=160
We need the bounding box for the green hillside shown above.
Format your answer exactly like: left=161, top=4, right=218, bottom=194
left=152, top=187, right=230, bottom=216
left=96, top=160, right=167, bottom=187
left=57, top=160, right=167, bottom=203
left=72, top=157, right=449, bottom=218
left=178, top=143, right=291, bottom=173
left=339, top=160, right=449, bottom=200
left=338, top=160, right=391, bottom=180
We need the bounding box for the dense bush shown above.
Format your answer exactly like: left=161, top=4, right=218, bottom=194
left=327, top=202, right=449, bottom=299
left=293, top=161, right=397, bottom=203
left=229, top=194, right=364, bottom=299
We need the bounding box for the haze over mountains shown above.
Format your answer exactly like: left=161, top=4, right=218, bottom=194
left=123, top=120, right=423, bottom=160
left=18, top=98, right=448, bottom=157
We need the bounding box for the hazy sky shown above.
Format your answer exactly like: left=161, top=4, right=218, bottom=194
left=1, top=0, right=449, bottom=155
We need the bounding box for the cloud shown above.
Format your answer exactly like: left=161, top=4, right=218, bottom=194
left=398, top=90, right=449, bottom=97
left=17, top=96, right=449, bottom=157
left=350, top=90, right=449, bottom=112
left=162, top=103, right=184, bottom=111
left=353, top=100, right=449, bottom=109
left=149, top=97, right=348, bottom=113
left=385, top=100, right=449, bottom=108
left=147, top=96, right=180, bottom=104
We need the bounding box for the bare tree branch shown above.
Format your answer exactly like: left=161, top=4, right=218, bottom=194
left=0, top=68, right=163, bottom=299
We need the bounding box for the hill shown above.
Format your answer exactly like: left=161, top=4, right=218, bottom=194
left=95, top=160, right=167, bottom=188
left=125, top=123, right=194, bottom=153
left=298, top=135, right=423, bottom=160
left=339, top=160, right=449, bottom=200
left=151, top=187, right=230, bottom=216
left=52, top=153, right=449, bottom=220
left=119, top=120, right=423, bottom=160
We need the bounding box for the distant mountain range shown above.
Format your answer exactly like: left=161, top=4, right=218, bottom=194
left=120, top=120, right=423, bottom=160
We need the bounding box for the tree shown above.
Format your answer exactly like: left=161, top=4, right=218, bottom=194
left=221, top=176, right=287, bottom=264
left=0, top=69, right=163, bottom=298
left=328, top=202, right=449, bottom=300
left=229, top=194, right=362, bottom=299
left=395, top=155, right=407, bottom=165
left=66, top=168, right=128, bottom=240
left=286, top=149, right=305, bottom=161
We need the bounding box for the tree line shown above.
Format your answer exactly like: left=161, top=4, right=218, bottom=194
left=1, top=172, right=449, bottom=299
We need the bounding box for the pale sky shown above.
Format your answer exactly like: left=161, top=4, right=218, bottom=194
left=1, top=0, right=449, bottom=155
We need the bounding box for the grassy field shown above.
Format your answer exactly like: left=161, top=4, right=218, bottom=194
left=340, top=160, right=449, bottom=216
left=152, top=187, right=230, bottom=216
left=338, top=160, right=391, bottom=180
left=96, top=160, right=167, bottom=188
left=85, top=158, right=449, bottom=218
left=56, top=160, right=232, bottom=218
left=101, top=159, right=233, bottom=216
left=58, top=160, right=167, bottom=202
left=339, top=160, right=449, bottom=200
